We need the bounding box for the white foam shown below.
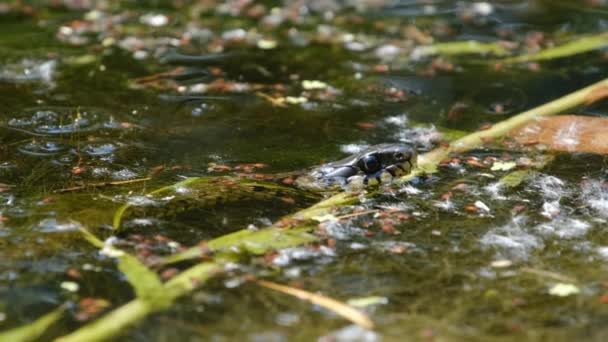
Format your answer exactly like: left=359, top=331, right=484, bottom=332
left=597, top=246, right=608, bottom=260
left=533, top=174, right=567, bottom=200
left=480, top=216, right=543, bottom=260
left=581, top=180, right=608, bottom=218
left=273, top=246, right=335, bottom=267
left=534, top=218, right=591, bottom=239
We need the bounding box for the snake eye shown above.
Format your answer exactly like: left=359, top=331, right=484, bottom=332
left=361, top=155, right=380, bottom=173
left=393, top=152, right=404, bottom=161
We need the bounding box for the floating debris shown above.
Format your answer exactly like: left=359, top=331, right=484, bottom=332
left=347, top=296, right=389, bottom=308
left=548, top=283, right=580, bottom=297
left=257, top=38, right=278, bottom=50
left=490, top=259, right=513, bottom=268
left=60, top=281, right=80, bottom=292
left=491, top=161, right=517, bottom=171
left=140, top=13, right=169, bottom=27
left=302, top=80, right=328, bottom=90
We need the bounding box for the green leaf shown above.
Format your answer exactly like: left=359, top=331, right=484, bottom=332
left=79, top=229, right=167, bottom=305
left=117, top=254, right=167, bottom=305
left=0, top=305, right=65, bottom=342
left=499, top=169, right=537, bottom=188
left=162, top=226, right=318, bottom=265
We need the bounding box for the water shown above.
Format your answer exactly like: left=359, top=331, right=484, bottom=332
left=1, top=1, right=608, bottom=340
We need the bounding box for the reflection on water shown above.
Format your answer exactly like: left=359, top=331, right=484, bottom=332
left=1, top=0, right=608, bottom=341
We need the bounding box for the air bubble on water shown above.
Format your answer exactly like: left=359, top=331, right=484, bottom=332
left=191, top=107, right=204, bottom=117
left=0, top=59, right=56, bottom=85
left=17, top=140, right=67, bottom=156
left=38, top=218, right=81, bottom=233
left=83, top=143, right=116, bottom=156
left=7, top=107, right=114, bottom=135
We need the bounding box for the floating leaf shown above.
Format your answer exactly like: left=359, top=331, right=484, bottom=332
left=257, top=39, right=277, bottom=50
left=491, top=161, right=517, bottom=171
left=548, top=283, right=580, bottom=297
left=510, top=115, right=608, bottom=154
left=347, top=296, right=389, bottom=308
left=500, top=170, right=537, bottom=188
left=302, top=80, right=328, bottom=90
left=490, top=260, right=513, bottom=268
left=0, top=306, right=65, bottom=342
left=60, top=281, right=80, bottom=292
left=412, top=40, right=509, bottom=59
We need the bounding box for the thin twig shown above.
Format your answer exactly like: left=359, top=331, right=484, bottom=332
left=519, top=267, right=577, bottom=283
left=54, top=177, right=151, bottom=193
left=132, top=67, right=186, bottom=84
left=335, top=209, right=379, bottom=220
left=255, top=279, right=374, bottom=329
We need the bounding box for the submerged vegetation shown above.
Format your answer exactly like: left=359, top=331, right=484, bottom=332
left=2, top=1, right=608, bottom=341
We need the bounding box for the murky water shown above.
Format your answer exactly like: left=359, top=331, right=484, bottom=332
left=1, top=1, right=608, bottom=341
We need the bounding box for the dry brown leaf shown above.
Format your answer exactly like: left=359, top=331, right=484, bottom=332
left=509, top=115, right=608, bottom=154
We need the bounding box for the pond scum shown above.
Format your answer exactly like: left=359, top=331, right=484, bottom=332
left=3, top=1, right=608, bottom=341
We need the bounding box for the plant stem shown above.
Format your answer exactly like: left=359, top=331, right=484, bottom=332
left=59, top=77, right=608, bottom=341
left=295, top=77, right=608, bottom=217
